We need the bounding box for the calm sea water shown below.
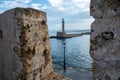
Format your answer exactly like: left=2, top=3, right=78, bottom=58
left=49, top=31, right=93, bottom=70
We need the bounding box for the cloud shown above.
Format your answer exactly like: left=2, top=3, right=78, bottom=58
left=57, top=6, right=66, bottom=11
left=22, top=0, right=32, bottom=4
left=0, top=0, right=50, bottom=11
left=31, top=3, right=50, bottom=10
left=32, top=4, right=41, bottom=9
left=48, top=0, right=90, bottom=13
left=41, top=5, right=50, bottom=10
left=74, top=0, right=90, bottom=11
left=67, top=18, right=94, bottom=30
left=15, top=0, right=32, bottom=4
left=0, top=0, right=32, bottom=9
left=48, top=0, right=63, bottom=7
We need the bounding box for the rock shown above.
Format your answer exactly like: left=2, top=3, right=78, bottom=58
left=90, top=0, right=120, bottom=80
left=0, top=8, right=70, bottom=80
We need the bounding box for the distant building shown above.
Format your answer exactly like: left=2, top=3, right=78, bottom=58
left=50, top=18, right=90, bottom=39
left=57, top=18, right=66, bottom=37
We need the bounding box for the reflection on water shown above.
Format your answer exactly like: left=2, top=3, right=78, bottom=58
left=50, top=35, right=93, bottom=69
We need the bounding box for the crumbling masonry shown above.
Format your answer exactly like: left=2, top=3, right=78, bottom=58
left=90, top=0, right=120, bottom=80
left=0, top=8, right=69, bottom=80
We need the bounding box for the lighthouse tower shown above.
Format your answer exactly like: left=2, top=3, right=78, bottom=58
left=57, top=18, right=66, bottom=38
left=62, top=18, right=65, bottom=33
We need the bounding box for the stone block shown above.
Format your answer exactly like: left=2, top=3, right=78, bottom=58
left=0, top=8, right=69, bottom=80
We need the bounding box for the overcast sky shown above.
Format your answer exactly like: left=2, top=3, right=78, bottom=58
left=0, top=0, right=94, bottom=31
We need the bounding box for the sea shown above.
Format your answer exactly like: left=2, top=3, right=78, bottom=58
left=49, top=30, right=93, bottom=79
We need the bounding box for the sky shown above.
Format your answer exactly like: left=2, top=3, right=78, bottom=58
left=0, top=0, right=94, bottom=31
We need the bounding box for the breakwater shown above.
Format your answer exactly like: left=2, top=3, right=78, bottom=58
left=50, top=32, right=90, bottom=38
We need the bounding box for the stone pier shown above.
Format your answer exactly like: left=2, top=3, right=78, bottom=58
left=90, top=0, right=120, bottom=80
left=0, top=8, right=69, bottom=80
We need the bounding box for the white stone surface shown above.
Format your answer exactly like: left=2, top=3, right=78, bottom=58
left=90, top=0, right=120, bottom=80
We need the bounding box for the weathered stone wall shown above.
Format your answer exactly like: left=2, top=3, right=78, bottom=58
left=90, top=0, right=120, bottom=80
left=0, top=8, right=69, bottom=80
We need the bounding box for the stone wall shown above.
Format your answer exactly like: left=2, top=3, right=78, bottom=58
left=90, top=0, right=120, bottom=80
left=0, top=8, right=69, bottom=80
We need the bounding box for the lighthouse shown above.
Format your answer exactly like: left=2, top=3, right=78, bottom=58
left=62, top=18, right=65, bottom=33
left=56, top=18, right=66, bottom=38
